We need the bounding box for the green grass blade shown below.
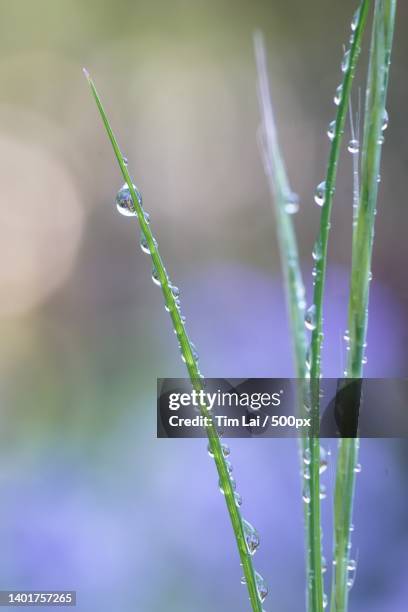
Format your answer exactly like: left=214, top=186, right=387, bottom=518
left=305, top=3, right=371, bottom=610
left=253, top=31, right=317, bottom=611
left=331, top=2, right=397, bottom=610
left=84, top=70, right=265, bottom=612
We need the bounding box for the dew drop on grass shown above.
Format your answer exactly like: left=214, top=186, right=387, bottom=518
left=225, top=460, right=233, bottom=474
left=255, top=572, right=268, bottom=603
left=327, top=120, right=336, bottom=141
left=314, top=181, right=326, bottom=207
left=322, top=556, right=328, bottom=574
left=334, top=84, right=343, bottom=106
left=284, top=191, right=300, bottom=214
left=122, top=156, right=129, bottom=165
left=116, top=182, right=142, bottom=217
left=354, top=463, right=362, bottom=473
left=382, top=109, right=389, bottom=131
left=240, top=576, right=246, bottom=585
left=351, top=7, right=360, bottom=31
left=242, top=519, right=260, bottom=555
left=319, top=446, right=328, bottom=474
left=319, top=484, right=327, bottom=500
left=312, top=239, right=323, bottom=261
left=348, top=139, right=359, bottom=154
left=323, top=593, right=328, bottom=609
left=341, top=49, right=351, bottom=73
left=305, top=305, right=317, bottom=331
left=207, top=442, right=230, bottom=458
left=234, top=492, right=243, bottom=507
left=152, top=267, right=161, bottom=286
left=302, top=482, right=311, bottom=504
left=170, top=284, right=180, bottom=298
left=303, top=447, right=311, bottom=465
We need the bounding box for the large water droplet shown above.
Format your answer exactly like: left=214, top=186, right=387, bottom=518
left=341, top=49, right=351, bottom=73
left=348, top=139, right=359, bottom=154
left=170, top=284, right=180, bottom=298
left=242, top=519, right=260, bottom=555
left=305, top=304, right=317, bottom=331
left=255, top=572, right=268, bottom=603
left=116, top=183, right=142, bottom=217
left=284, top=191, right=300, bottom=214
left=314, top=181, right=326, bottom=207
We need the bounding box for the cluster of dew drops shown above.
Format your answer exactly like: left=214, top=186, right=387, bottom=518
left=115, top=175, right=268, bottom=608
left=115, top=177, right=202, bottom=372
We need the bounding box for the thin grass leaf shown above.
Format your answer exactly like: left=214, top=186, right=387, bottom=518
left=84, top=69, right=265, bottom=612
left=331, top=2, right=397, bottom=610
left=253, top=31, right=317, bottom=611
left=302, top=3, right=372, bottom=610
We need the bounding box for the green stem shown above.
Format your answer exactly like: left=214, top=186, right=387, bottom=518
left=85, top=71, right=264, bottom=612
left=254, top=31, right=314, bottom=610
left=307, top=3, right=372, bottom=610
left=331, top=2, right=397, bottom=610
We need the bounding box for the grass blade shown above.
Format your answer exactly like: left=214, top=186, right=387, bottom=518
left=303, top=5, right=371, bottom=609
left=84, top=70, right=265, bottom=612
left=331, top=2, right=397, bottom=610
left=253, top=31, right=316, bottom=611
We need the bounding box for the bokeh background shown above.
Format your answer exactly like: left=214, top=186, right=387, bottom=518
left=0, top=0, right=407, bottom=610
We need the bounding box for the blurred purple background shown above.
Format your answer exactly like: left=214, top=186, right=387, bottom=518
left=0, top=0, right=407, bottom=610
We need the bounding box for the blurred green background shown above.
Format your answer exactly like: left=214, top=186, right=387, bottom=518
left=0, top=1, right=407, bottom=610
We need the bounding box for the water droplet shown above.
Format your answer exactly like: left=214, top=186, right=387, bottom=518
left=152, top=267, right=161, bottom=286
left=377, top=134, right=385, bottom=145
left=303, top=447, right=311, bottom=465
left=322, top=556, right=328, bottom=574
left=240, top=576, right=246, bottom=585
left=207, top=443, right=230, bottom=458
left=122, top=156, right=128, bottom=165
left=323, top=593, right=328, bottom=609
left=140, top=233, right=157, bottom=254
left=341, top=49, right=351, bottom=73
left=351, top=7, right=361, bottom=32
left=382, top=109, right=389, bottom=131
left=348, top=139, right=359, bottom=154
left=255, top=572, right=268, bottom=603
left=334, top=84, right=343, bottom=106
left=303, top=467, right=310, bottom=480
left=312, top=239, right=323, bottom=262
left=225, top=460, right=233, bottom=474
left=314, top=181, right=326, bottom=207
left=354, top=463, right=362, bottom=473
left=362, top=355, right=367, bottom=365
left=319, top=484, right=327, bottom=500
left=319, top=446, right=328, bottom=474
left=350, top=523, right=355, bottom=532
left=327, top=120, right=336, bottom=141
left=344, top=329, right=350, bottom=343
left=170, top=285, right=180, bottom=298
left=242, top=519, right=260, bottom=555
left=284, top=191, right=300, bottom=214
left=305, top=304, right=317, bottom=331
left=302, top=482, right=311, bottom=504
left=234, top=492, right=243, bottom=507
left=116, top=183, right=142, bottom=217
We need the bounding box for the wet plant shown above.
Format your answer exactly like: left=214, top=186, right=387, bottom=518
left=85, top=0, right=397, bottom=609
left=84, top=71, right=266, bottom=612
